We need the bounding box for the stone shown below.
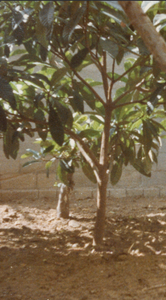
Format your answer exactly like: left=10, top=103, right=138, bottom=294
left=68, top=220, right=81, bottom=228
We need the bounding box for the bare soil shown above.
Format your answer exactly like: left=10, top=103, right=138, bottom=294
left=1, top=194, right=166, bottom=300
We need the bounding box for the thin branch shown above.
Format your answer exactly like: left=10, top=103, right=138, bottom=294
left=101, top=51, right=109, bottom=102
left=113, top=94, right=151, bottom=110
left=55, top=39, right=106, bottom=106
left=65, top=128, right=100, bottom=170
left=113, top=87, right=136, bottom=105
left=64, top=56, right=106, bottom=106
left=108, top=58, right=115, bottom=102
left=9, top=114, right=48, bottom=126
left=114, top=57, right=147, bottom=84
left=113, top=99, right=146, bottom=109
left=113, top=76, right=152, bottom=105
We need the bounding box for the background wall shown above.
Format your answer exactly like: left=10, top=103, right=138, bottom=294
left=1, top=55, right=166, bottom=201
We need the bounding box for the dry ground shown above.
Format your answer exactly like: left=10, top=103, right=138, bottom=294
left=1, top=194, right=166, bottom=300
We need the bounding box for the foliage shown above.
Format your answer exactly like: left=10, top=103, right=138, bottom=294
left=0, top=1, right=165, bottom=177
left=1, top=1, right=166, bottom=244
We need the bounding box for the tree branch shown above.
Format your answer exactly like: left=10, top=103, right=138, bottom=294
left=108, top=58, right=115, bottom=102
left=65, top=128, right=100, bottom=170
left=114, top=99, right=146, bottom=109
left=113, top=57, right=147, bottom=84
left=67, top=57, right=106, bottom=106
left=113, top=77, right=151, bottom=105
left=56, top=45, right=106, bottom=107
left=113, top=87, right=136, bottom=105
left=101, top=51, right=109, bottom=102
left=119, top=1, right=166, bottom=72
left=113, top=94, right=151, bottom=109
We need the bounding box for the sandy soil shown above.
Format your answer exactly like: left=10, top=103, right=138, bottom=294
left=0, top=194, right=166, bottom=300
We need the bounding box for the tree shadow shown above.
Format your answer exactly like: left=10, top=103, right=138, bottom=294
left=0, top=225, right=92, bottom=254
left=1, top=211, right=166, bottom=257
left=1, top=195, right=166, bottom=257
left=104, top=212, right=166, bottom=256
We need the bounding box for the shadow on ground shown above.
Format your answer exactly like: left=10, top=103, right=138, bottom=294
left=1, top=196, right=166, bottom=300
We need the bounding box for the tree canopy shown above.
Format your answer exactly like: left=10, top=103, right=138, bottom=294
left=1, top=1, right=166, bottom=244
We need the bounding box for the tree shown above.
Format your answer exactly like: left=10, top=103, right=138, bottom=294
left=1, top=1, right=166, bottom=245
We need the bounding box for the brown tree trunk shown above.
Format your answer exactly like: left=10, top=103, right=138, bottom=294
left=56, top=172, right=74, bottom=219
left=93, top=168, right=109, bottom=246
left=56, top=183, right=70, bottom=219
left=93, top=103, right=112, bottom=246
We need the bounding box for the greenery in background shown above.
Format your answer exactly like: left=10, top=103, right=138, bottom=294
left=0, top=0, right=166, bottom=244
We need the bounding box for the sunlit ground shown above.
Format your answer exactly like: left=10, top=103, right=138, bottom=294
left=1, top=196, right=166, bottom=300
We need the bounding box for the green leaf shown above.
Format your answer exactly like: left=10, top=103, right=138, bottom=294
left=147, top=84, right=164, bottom=115
left=39, top=2, right=54, bottom=28
left=10, top=49, right=27, bottom=56
left=141, top=1, right=159, bottom=13
left=105, top=1, right=124, bottom=12
left=57, top=161, right=69, bottom=186
left=110, top=159, right=123, bottom=185
left=70, top=48, right=89, bottom=69
left=50, top=68, right=67, bottom=87
left=153, top=13, right=166, bottom=26
left=21, top=152, right=34, bottom=159
left=146, top=119, right=159, bottom=139
left=151, top=118, right=165, bottom=131
left=60, top=159, right=74, bottom=174
left=62, top=2, right=86, bottom=45
left=45, top=160, right=53, bottom=169
left=0, top=105, right=7, bottom=132
left=73, top=81, right=96, bottom=110
left=13, top=54, right=42, bottom=65
left=81, top=161, right=97, bottom=184
left=32, top=73, right=50, bottom=86
left=79, top=129, right=100, bottom=139
left=116, top=48, right=124, bottom=65
left=12, top=21, right=24, bottom=45
left=72, top=91, right=84, bottom=114
left=25, top=148, right=41, bottom=159
left=22, top=160, right=40, bottom=167
left=40, top=45, right=48, bottom=62
left=21, top=74, right=45, bottom=89
left=90, top=115, right=105, bottom=125
left=132, top=158, right=151, bottom=177
left=43, top=145, right=55, bottom=154
left=137, top=38, right=150, bottom=56
left=96, top=2, right=128, bottom=25
left=0, top=76, right=16, bottom=110
left=100, top=38, right=119, bottom=59
left=143, top=120, right=152, bottom=155
left=34, top=109, right=45, bottom=122
left=49, top=104, right=64, bottom=146
left=12, top=10, right=23, bottom=30
left=34, top=109, right=47, bottom=141
left=35, top=19, right=48, bottom=55
left=3, top=125, right=19, bottom=159
left=52, top=99, right=73, bottom=128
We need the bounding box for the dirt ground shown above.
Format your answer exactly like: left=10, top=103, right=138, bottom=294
left=1, top=193, right=166, bottom=300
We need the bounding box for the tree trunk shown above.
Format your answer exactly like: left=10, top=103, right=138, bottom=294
left=56, top=172, right=74, bottom=219
left=56, top=183, right=70, bottom=219
left=93, top=103, right=112, bottom=246
left=93, top=169, right=109, bottom=246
